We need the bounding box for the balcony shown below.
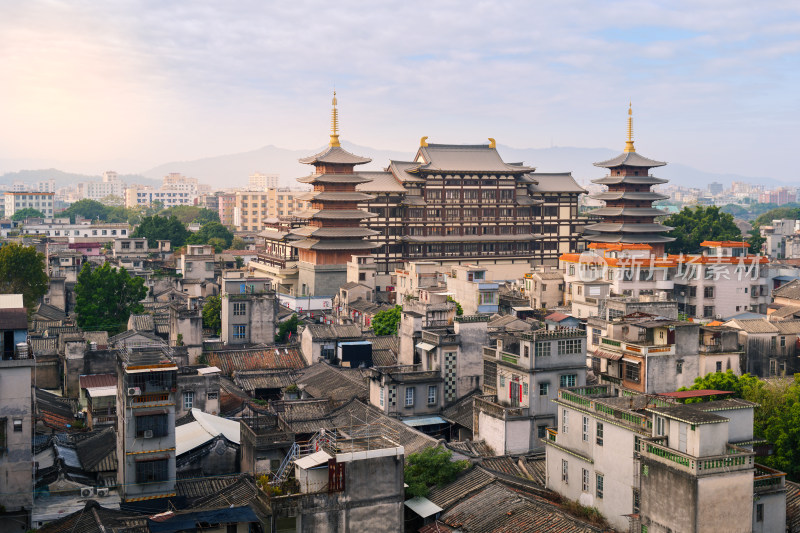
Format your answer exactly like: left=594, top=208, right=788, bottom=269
left=556, top=387, right=654, bottom=433
left=754, top=464, right=786, bottom=494
left=600, top=337, right=675, bottom=356
left=421, top=329, right=460, bottom=346
left=639, top=439, right=754, bottom=477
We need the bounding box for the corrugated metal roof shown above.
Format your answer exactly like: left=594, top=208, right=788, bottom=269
left=405, top=497, right=443, bottom=518
left=80, top=374, right=118, bottom=389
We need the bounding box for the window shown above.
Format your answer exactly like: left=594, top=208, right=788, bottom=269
left=13, top=418, right=23, bottom=432
left=592, top=328, right=601, bottom=346
left=676, top=361, right=683, bottom=374
left=781, top=336, right=786, bottom=347
left=379, top=385, right=385, bottom=407
left=559, top=374, right=576, bottom=388
left=427, top=386, right=437, bottom=405
left=756, top=503, right=763, bottom=522
left=633, top=489, right=640, bottom=514
left=233, top=302, right=246, bottom=316
left=523, top=346, right=529, bottom=358
left=136, top=413, right=168, bottom=438
left=704, top=286, right=714, bottom=298
left=183, top=391, right=194, bottom=409
left=233, top=325, right=246, bottom=339
left=582, top=468, right=589, bottom=492
left=535, top=342, right=551, bottom=357
left=624, top=362, right=640, bottom=383
left=208, top=391, right=218, bottom=400
left=405, top=387, right=415, bottom=406
left=136, top=459, right=169, bottom=483
left=562, top=459, right=569, bottom=483
left=562, top=409, right=569, bottom=433
left=539, top=382, right=550, bottom=396
left=582, top=416, right=589, bottom=442
left=656, top=416, right=666, bottom=436
left=596, top=473, right=604, bottom=499
left=537, top=425, right=547, bottom=439
left=557, top=339, right=581, bottom=355
left=121, top=241, right=131, bottom=250
left=596, top=422, right=604, bottom=446
left=716, top=361, right=722, bottom=372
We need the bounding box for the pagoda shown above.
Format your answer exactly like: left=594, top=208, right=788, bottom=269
left=292, top=92, right=379, bottom=297
left=583, top=105, right=675, bottom=255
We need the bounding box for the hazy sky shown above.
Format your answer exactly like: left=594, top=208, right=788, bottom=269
left=1, top=1, right=798, bottom=177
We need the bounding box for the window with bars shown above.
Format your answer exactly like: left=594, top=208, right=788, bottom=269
left=562, top=409, right=568, bottom=433
left=233, top=302, right=246, bottom=316
left=625, top=362, right=640, bottom=383
left=136, top=459, right=169, bottom=483
left=596, top=473, right=604, bottom=499
left=136, top=414, right=168, bottom=438
left=405, top=387, right=415, bottom=406
left=582, top=416, right=589, bottom=442
left=562, top=459, right=569, bottom=483
left=582, top=468, right=589, bottom=492
left=184, top=391, right=194, bottom=410
left=557, top=339, right=581, bottom=355
left=427, top=386, right=437, bottom=405
left=234, top=325, right=246, bottom=339
left=596, top=422, right=604, bottom=445
left=539, top=382, right=549, bottom=396
left=559, top=374, right=576, bottom=388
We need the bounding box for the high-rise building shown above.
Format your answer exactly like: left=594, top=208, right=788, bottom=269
left=231, top=189, right=310, bottom=232
left=3, top=191, right=55, bottom=218
left=583, top=105, right=675, bottom=255
left=248, top=172, right=279, bottom=191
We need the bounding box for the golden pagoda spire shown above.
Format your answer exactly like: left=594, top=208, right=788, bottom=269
left=329, top=90, right=341, bottom=147
left=624, top=101, right=635, bottom=153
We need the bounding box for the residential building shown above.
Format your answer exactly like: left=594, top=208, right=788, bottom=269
left=175, top=366, right=221, bottom=418
left=544, top=385, right=784, bottom=533
left=220, top=270, right=278, bottom=345
left=232, top=188, right=311, bottom=232
left=525, top=267, right=565, bottom=310
left=582, top=106, right=675, bottom=254
left=760, top=219, right=800, bottom=258
left=23, top=221, right=130, bottom=240
left=116, top=345, right=179, bottom=502
left=0, top=298, right=34, bottom=531
left=445, top=265, right=499, bottom=315
left=248, top=172, right=279, bottom=190
left=125, top=178, right=197, bottom=208
left=162, top=172, right=199, bottom=193
left=724, top=318, right=800, bottom=377
left=75, top=171, right=126, bottom=201
left=395, top=261, right=441, bottom=301
left=3, top=191, right=55, bottom=218
left=179, top=244, right=216, bottom=282
left=218, top=193, right=236, bottom=227
left=476, top=326, right=586, bottom=454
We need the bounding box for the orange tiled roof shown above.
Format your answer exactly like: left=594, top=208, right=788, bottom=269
left=588, top=243, right=653, bottom=251
left=700, top=241, right=750, bottom=248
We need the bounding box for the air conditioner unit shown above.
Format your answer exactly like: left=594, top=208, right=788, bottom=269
left=80, top=487, right=93, bottom=498
left=96, top=488, right=109, bottom=497
left=127, top=387, right=141, bottom=396
left=143, top=429, right=154, bottom=439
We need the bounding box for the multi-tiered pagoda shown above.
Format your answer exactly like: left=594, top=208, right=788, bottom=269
left=583, top=105, right=675, bottom=255
left=292, top=93, right=379, bottom=296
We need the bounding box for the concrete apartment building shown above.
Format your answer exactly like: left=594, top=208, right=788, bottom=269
left=477, top=327, right=586, bottom=454
left=76, top=171, right=126, bottom=202
left=3, top=191, right=55, bottom=218
left=220, top=270, right=278, bottom=345
left=179, top=244, right=216, bottom=282
left=544, top=385, right=785, bottom=533
left=232, top=189, right=310, bottom=232
left=23, top=220, right=131, bottom=240
left=524, top=267, right=565, bottom=309
left=218, top=193, right=236, bottom=226
left=248, top=172, right=279, bottom=190
left=445, top=265, right=500, bottom=315
left=0, top=296, right=34, bottom=531
left=116, top=345, right=179, bottom=502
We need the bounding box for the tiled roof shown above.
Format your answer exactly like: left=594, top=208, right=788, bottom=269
left=773, top=279, right=800, bottom=301
left=480, top=455, right=546, bottom=485
left=187, top=474, right=261, bottom=509
left=369, top=335, right=400, bottom=355
left=79, top=373, right=117, bottom=389
left=36, top=500, right=148, bottom=533
left=372, top=349, right=398, bottom=367
left=725, top=318, right=778, bottom=334
left=74, top=427, right=117, bottom=472
left=446, top=439, right=494, bottom=458
left=128, top=313, right=155, bottom=332
left=769, top=306, right=800, bottom=319
left=30, top=336, right=59, bottom=354
left=276, top=399, right=336, bottom=434
left=442, top=390, right=481, bottom=431
left=233, top=369, right=298, bottom=392
left=205, top=345, right=306, bottom=375
left=545, top=311, right=571, bottom=322
left=36, top=388, right=77, bottom=430
left=295, top=362, right=368, bottom=402
left=303, top=324, right=363, bottom=340
left=786, top=480, right=800, bottom=533
left=773, top=320, right=800, bottom=334
left=34, top=302, right=67, bottom=321
left=0, top=307, right=27, bottom=329
left=109, top=329, right=164, bottom=345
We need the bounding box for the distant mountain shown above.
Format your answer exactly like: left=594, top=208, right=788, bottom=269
left=0, top=168, right=161, bottom=189
left=143, top=143, right=789, bottom=190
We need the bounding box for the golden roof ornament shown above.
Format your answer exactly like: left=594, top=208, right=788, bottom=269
left=420, top=136, right=428, bottom=147
left=624, top=102, right=635, bottom=153
left=329, top=90, right=341, bottom=147
left=488, top=138, right=496, bottom=149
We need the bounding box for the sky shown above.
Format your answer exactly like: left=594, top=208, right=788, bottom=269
left=0, top=0, right=798, bottom=178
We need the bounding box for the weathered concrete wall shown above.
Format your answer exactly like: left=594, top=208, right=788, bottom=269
left=640, top=457, right=697, bottom=533
left=696, top=470, right=753, bottom=533
left=477, top=411, right=506, bottom=455
left=453, top=320, right=487, bottom=397
left=176, top=372, right=220, bottom=417
left=0, top=360, right=34, bottom=514
left=250, top=295, right=277, bottom=345
left=35, top=353, right=61, bottom=389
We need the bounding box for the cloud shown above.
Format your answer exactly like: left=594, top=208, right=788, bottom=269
left=0, top=0, right=797, bottom=178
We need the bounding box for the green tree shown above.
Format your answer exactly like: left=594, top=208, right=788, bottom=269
left=188, top=221, right=234, bottom=249
left=752, top=206, right=800, bottom=228
left=132, top=215, right=190, bottom=247
left=207, top=237, right=227, bottom=253
left=160, top=205, right=220, bottom=225
left=62, top=199, right=110, bottom=222
left=404, top=446, right=469, bottom=498
left=372, top=305, right=401, bottom=336
left=720, top=204, right=748, bottom=218
left=0, top=243, right=49, bottom=309
left=11, top=208, right=45, bottom=221
left=231, top=237, right=246, bottom=250
left=74, top=262, right=147, bottom=333
left=447, top=296, right=464, bottom=316
left=662, top=206, right=742, bottom=254
left=275, top=314, right=299, bottom=343
left=234, top=256, right=244, bottom=269
left=747, top=227, right=765, bottom=255
left=202, top=295, right=222, bottom=335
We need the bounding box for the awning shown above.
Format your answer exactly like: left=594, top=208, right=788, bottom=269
left=196, top=366, right=221, bottom=375
left=86, top=386, right=117, bottom=397
left=294, top=450, right=332, bottom=469
left=593, top=348, right=622, bottom=361
left=402, top=416, right=449, bottom=427
left=405, top=497, right=443, bottom=518
left=134, top=408, right=168, bottom=417
left=416, top=342, right=436, bottom=352
left=622, top=357, right=641, bottom=365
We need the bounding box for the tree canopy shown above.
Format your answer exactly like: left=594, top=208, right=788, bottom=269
left=447, top=296, right=464, bottom=316
left=11, top=208, right=45, bottom=221
left=404, top=446, right=469, bottom=498
left=188, top=221, right=234, bottom=249
left=132, top=215, right=191, bottom=248
left=372, top=305, right=401, bottom=336
left=679, top=370, right=800, bottom=479
left=160, top=205, right=220, bottom=225
left=74, top=262, right=147, bottom=333
left=202, top=295, right=222, bottom=335
left=662, top=206, right=742, bottom=254
left=0, top=243, right=49, bottom=309
left=275, top=314, right=299, bottom=343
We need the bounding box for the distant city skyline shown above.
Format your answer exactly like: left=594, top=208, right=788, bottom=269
left=1, top=1, right=798, bottom=178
